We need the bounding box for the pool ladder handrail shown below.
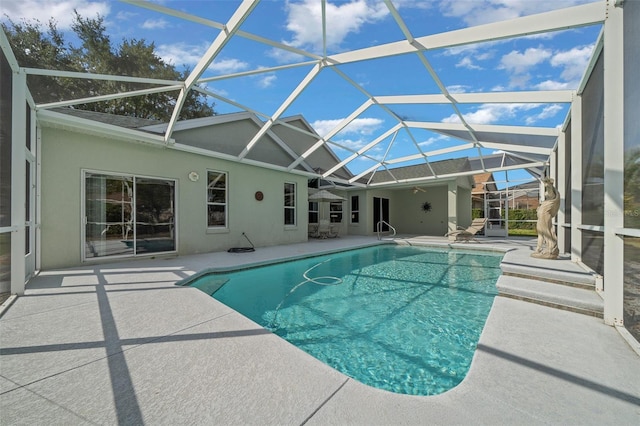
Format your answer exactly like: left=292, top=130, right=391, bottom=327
left=376, top=220, right=397, bottom=240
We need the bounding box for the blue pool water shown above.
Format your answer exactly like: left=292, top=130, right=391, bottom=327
left=188, top=245, right=503, bottom=396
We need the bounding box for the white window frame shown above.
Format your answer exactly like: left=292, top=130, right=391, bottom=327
left=207, top=170, right=228, bottom=229
left=81, top=169, right=178, bottom=262
left=309, top=201, right=319, bottom=224
left=284, top=182, right=296, bottom=226
left=351, top=195, right=360, bottom=224
left=329, top=201, right=343, bottom=223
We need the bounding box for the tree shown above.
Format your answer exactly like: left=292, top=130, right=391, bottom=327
left=2, top=13, right=215, bottom=121
left=624, top=148, right=640, bottom=228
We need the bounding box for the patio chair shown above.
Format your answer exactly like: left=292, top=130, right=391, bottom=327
left=308, top=223, right=320, bottom=238
left=317, top=220, right=339, bottom=238
left=445, top=218, right=487, bottom=242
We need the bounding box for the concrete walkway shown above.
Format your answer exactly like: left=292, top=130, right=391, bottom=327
left=1, top=236, right=639, bottom=425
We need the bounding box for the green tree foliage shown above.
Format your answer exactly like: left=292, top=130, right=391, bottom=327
left=2, top=13, right=215, bottom=121
left=624, top=148, right=640, bottom=228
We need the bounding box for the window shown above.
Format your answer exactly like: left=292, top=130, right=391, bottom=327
left=207, top=170, right=227, bottom=228
left=309, top=201, right=319, bottom=224
left=351, top=195, right=359, bottom=223
left=284, top=182, right=296, bottom=225
left=329, top=201, right=343, bottom=223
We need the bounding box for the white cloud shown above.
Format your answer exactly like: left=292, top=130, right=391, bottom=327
left=311, top=117, right=383, bottom=138
left=447, top=84, right=471, bottom=94
left=524, top=104, right=563, bottom=125
left=209, top=58, right=250, bottom=74
left=266, top=48, right=305, bottom=64
left=0, top=0, right=110, bottom=29
left=418, top=134, right=450, bottom=147
left=439, top=0, right=594, bottom=27
left=156, top=42, right=207, bottom=67
left=255, top=74, right=277, bottom=89
left=141, top=18, right=169, bottom=30
left=498, top=47, right=552, bottom=89
left=550, top=44, right=593, bottom=82
left=115, top=11, right=138, bottom=21
left=283, top=0, right=389, bottom=53
left=534, top=80, right=571, bottom=91
left=311, top=119, right=344, bottom=137
left=156, top=42, right=249, bottom=73
left=314, top=116, right=387, bottom=157
left=456, top=57, right=482, bottom=70
left=329, top=138, right=370, bottom=153
left=497, top=44, right=593, bottom=90
left=499, top=47, right=552, bottom=75
left=442, top=103, right=540, bottom=125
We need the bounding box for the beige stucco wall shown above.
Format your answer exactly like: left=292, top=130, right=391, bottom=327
left=392, top=186, right=449, bottom=235
left=347, top=180, right=472, bottom=237
left=344, top=190, right=368, bottom=235
left=457, top=185, right=473, bottom=228
left=40, top=127, right=308, bottom=269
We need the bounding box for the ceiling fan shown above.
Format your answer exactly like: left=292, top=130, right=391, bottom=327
left=412, top=187, right=426, bottom=194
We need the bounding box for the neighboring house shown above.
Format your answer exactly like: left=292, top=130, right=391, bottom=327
left=508, top=181, right=540, bottom=209
left=36, top=109, right=474, bottom=269
left=471, top=172, right=498, bottom=212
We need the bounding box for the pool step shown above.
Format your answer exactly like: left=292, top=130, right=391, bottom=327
left=496, top=275, right=604, bottom=318
left=500, top=260, right=597, bottom=290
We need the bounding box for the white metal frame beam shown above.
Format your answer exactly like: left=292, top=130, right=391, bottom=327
left=164, top=0, right=259, bottom=143
left=322, top=124, right=402, bottom=177
left=122, top=0, right=323, bottom=62
left=602, top=1, right=625, bottom=327
left=327, top=2, right=604, bottom=65
left=287, top=99, right=373, bottom=170
left=36, top=84, right=183, bottom=110
left=10, top=70, right=27, bottom=295
left=239, top=62, right=323, bottom=159
left=365, top=161, right=547, bottom=188
left=556, top=131, right=567, bottom=254
left=374, top=90, right=574, bottom=105
left=23, top=67, right=180, bottom=86
left=570, top=94, right=583, bottom=263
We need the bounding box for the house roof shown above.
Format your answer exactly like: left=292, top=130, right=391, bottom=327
left=357, top=157, right=473, bottom=187
left=472, top=173, right=497, bottom=194
left=52, top=107, right=163, bottom=129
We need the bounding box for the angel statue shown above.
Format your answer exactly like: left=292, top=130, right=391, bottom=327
left=531, top=177, right=561, bottom=259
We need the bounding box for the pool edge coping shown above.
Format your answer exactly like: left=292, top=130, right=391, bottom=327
left=176, top=239, right=511, bottom=287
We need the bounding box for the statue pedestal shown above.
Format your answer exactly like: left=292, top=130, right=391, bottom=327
left=531, top=251, right=558, bottom=260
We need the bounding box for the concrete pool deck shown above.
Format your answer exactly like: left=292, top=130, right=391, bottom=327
left=1, top=236, right=639, bottom=425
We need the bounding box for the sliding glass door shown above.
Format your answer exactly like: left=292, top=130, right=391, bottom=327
left=373, top=197, right=389, bottom=232
left=135, top=178, right=175, bottom=254
left=84, top=172, right=175, bottom=260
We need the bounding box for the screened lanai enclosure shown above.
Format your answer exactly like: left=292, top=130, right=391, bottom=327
left=0, top=1, right=639, bottom=343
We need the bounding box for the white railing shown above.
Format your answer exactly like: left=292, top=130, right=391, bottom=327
left=376, top=220, right=397, bottom=240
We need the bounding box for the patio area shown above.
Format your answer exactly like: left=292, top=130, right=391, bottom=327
left=1, top=236, right=639, bottom=425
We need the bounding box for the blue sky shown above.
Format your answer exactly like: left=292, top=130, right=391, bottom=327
left=2, top=0, right=603, bottom=184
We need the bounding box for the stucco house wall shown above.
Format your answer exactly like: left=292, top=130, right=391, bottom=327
left=457, top=185, right=473, bottom=229
left=341, top=182, right=471, bottom=237
left=392, top=186, right=449, bottom=235
left=345, top=190, right=368, bottom=236
left=40, top=126, right=308, bottom=269
left=456, top=175, right=473, bottom=229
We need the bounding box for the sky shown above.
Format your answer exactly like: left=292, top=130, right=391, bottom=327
left=1, top=0, right=603, bottom=185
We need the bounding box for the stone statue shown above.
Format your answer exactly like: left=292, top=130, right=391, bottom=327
left=532, top=177, right=561, bottom=259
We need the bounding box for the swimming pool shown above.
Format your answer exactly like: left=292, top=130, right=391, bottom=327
left=187, top=244, right=503, bottom=396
